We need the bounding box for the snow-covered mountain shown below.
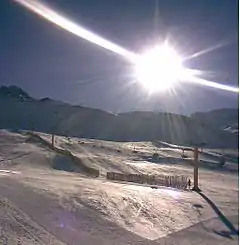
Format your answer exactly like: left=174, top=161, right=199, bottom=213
left=1, top=85, right=238, bottom=148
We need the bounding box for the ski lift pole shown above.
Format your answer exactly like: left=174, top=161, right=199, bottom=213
left=192, top=147, right=201, bottom=192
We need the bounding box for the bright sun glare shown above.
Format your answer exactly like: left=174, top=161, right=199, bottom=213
left=15, top=0, right=239, bottom=94
left=135, top=42, right=184, bottom=92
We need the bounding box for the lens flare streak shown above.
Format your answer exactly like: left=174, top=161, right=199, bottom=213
left=14, top=0, right=239, bottom=94
left=185, top=76, right=239, bottom=93
left=14, top=0, right=137, bottom=62
left=183, top=41, right=230, bottom=61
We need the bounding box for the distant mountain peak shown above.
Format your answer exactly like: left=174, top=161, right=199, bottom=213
left=40, top=97, right=52, bottom=102
left=0, top=85, right=33, bottom=101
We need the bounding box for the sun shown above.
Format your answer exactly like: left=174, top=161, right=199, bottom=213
left=134, top=42, right=184, bottom=92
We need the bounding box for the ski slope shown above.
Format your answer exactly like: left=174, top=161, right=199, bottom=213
left=0, top=130, right=238, bottom=244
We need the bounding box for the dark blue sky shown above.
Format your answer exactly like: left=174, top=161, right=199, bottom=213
left=0, top=0, right=238, bottom=114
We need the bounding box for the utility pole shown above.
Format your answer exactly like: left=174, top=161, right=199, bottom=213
left=192, top=147, right=201, bottom=192
left=51, top=111, right=59, bottom=148
left=51, top=133, right=55, bottom=148
left=29, top=117, right=35, bottom=133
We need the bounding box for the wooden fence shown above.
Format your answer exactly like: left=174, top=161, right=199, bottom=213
left=106, top=172, right=188, bottom=189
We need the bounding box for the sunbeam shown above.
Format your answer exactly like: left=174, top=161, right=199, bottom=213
left=184, top=76, right=239, bottom=93
left=183, top=40, right=231, bottom=61
left=14, top=0, right=138, bottom=62
left=14, top=0, right=239, bottom=94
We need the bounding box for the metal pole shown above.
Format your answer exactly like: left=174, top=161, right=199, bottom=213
left=192, top=147, right=201, bottom=192
left=51, top=134, right=55, bottom=148
left=51, top=111, right=59, bottom=148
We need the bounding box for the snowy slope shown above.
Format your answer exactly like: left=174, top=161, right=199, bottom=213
left=0, top=130, right=238, bottom=244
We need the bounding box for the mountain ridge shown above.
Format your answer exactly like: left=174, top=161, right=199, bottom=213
left=1, top=85, right=238, bottom=148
